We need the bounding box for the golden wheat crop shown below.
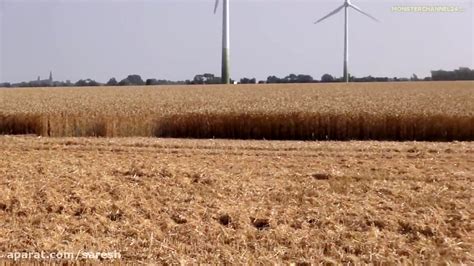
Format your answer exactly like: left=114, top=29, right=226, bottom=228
left=1, top=81, right=473, bottom=140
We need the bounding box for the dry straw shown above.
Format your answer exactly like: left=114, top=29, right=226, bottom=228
left=0, top=137, right=472, bottom=263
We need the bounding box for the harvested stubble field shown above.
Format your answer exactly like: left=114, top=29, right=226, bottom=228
left=0, top=136, right=472, bottom=264
left=1, top=81, right=473, bottom=140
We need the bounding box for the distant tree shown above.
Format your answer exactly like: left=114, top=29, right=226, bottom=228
left=353, top=76, right=368, bottom=82
left=146, top=79, right=159, bottom=86
left=106, top=78, right=118, bottom=86
left=0, top=82, right=11, bottom=88
left=430, top=67, right=474, bottom=81
left=285, top=74, right=298, bottom=83
left=89, top=79, right=101, bottom=86
left=118, top=78, right=132, bottom=86
left=199, top=73, right=223, bottom=84
left=455, top=67, right=474, bottom=80
left=193, top=75, right=205, bottom=84
left=75, top=79, right=88, bottom=86
left=266, top=76, right=281, bottom=84
left=431, top=70, right=447, bottom=81
left=240, top=77, right=257, bottom=84
left=296, top=74, right=314, bottom=83
left=118, top=75, right=144, bottom=86
left=189, top=73, right=221, bottom=84
left=75, top=79, right=100, bottom=87
left=203, top=73, right=215, bottom=80
left=126, top=75, right=145, bottom=85
left=321, top=74, right=335, bottom=83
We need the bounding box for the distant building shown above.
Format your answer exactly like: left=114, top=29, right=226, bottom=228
left=31, top=71, right=53, bottom=86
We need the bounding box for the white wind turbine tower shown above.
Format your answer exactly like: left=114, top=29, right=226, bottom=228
left=214, top=0, right=230, bottom=84
left=314, top=0, right=378, bottom=83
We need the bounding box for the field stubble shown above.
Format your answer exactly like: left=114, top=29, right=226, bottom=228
left=1, top=82, right=473, bottom=140
left=0, top=136, right=472, bottom=263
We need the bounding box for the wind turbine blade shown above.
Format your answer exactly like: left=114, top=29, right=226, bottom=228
left=213, top=0, right=219, bottom=14
left=314, top=4, right=345, bottom=24
left=349, top=3, right=379, bottom=22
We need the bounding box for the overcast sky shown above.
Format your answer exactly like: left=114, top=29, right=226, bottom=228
left=0, top=0, right=472, bottom=83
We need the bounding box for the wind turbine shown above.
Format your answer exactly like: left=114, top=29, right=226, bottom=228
left=314, top=0, right=378, bottom=83
left=214, top=0, right=230, bottom=84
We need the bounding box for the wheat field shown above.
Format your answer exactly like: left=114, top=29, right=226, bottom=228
left=1, top=82, right=473, bottom=263
left=1, top=81, right=473, bottom=140
left=0, top=136, right=472, bottom=264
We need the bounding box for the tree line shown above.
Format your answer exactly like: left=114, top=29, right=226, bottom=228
left=1, top=67, right=473, bottom=88
left=431, top=67, right=474, bottom=81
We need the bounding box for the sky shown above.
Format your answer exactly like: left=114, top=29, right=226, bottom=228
left=0, top=0, right=473, bottom=83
